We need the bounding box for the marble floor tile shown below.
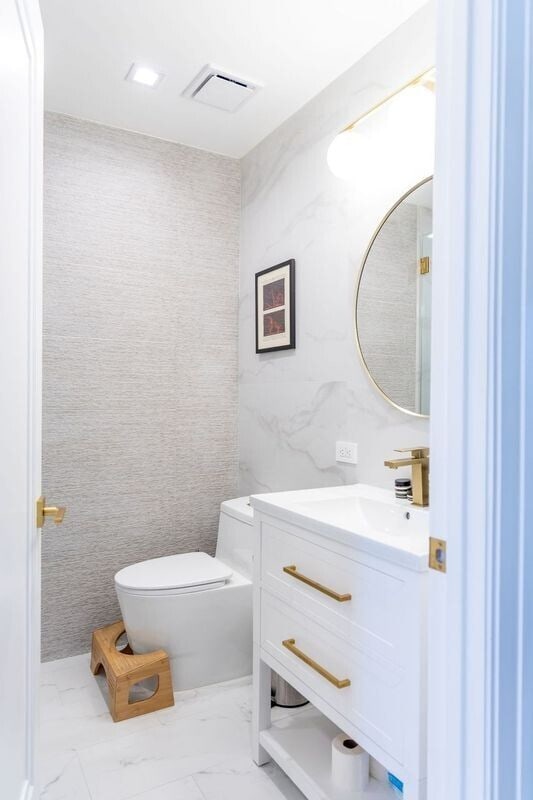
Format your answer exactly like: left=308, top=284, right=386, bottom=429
left=124, top=776, right=204, bottom=800
left=40, top=655, right=160, bottom=759
left=40, top=655, right=304, bottom=800
left=40, top=751, right=91, bottom=800
left=77, top=712, right=251, bottom=800
left=41, top=652, right=92, bottom=679
left=192, top=756, right=305, bottom=800
left=155, top=677, right=252, bottom=727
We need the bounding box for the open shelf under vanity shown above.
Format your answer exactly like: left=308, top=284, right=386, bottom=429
left=260, top=705, right=397, bottom=800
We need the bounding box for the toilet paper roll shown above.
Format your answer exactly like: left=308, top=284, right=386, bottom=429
left=331, top=733, right=369, bottom=791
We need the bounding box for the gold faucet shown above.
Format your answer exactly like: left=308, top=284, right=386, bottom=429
left=384, top=447, right=430, bottom=507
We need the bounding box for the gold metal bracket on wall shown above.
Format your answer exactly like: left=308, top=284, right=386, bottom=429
left=429, top=537, right=447, bottom=572
left=419, top=256, right=431, bottom=274
left=36, top=496, right=66, bottom=528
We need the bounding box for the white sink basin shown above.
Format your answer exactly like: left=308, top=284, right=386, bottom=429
left=251, top=483, right=429, bottom=571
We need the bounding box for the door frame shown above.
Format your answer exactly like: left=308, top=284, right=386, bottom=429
left=18, top=1, right=43, bottom=796
left=430, top=0, right=533, bottom=797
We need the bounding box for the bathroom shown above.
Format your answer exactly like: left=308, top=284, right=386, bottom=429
left=39, top=0, right=433, bottom=792
left=3, top=0, right=532, bottom=799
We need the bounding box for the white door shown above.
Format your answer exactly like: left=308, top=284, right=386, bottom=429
left=0, top=1, right=43, bottom=799
left=430, top=0, right=533, bottom=797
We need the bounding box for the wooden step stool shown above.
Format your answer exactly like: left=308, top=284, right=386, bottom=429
left=90, top=620, right=174, bottom=722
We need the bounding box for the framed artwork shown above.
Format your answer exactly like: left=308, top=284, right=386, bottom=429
left=255, top=259, right=296, bottom=353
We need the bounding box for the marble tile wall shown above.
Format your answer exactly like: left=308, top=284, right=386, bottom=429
left=43, top=114, right=240, bottom=660
left=239, top=3, right=434, bottom=495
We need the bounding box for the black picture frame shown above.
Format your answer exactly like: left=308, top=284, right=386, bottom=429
left=255, top=259, right=296, bottom=353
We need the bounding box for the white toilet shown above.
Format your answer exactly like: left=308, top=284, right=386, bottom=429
left=114, top=496, right=253, bottom=691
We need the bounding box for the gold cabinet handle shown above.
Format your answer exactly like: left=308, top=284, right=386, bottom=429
left=282, top=638, right=351, bottom=689
left=36, top=496, right=67, bottom=528
left=283, top=565, right=351, bottom=602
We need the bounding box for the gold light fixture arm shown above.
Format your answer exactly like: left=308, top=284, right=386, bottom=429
left=36, top=496, right=67, bottom=528
left=341, top=66, right=435, bottom=135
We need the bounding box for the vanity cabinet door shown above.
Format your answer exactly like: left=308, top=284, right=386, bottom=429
left=260, top=520, right=406, bottom=664
left=261, top=591, right=406, bottom=762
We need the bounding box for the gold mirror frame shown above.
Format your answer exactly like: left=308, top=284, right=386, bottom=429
left=354, top=175, right=433, bottom=419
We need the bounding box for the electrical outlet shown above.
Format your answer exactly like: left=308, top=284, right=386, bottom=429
left=336, top=441, right=358, bottom=464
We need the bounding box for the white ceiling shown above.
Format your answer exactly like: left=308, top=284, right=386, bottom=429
left=40, top=0, right=428, bottom=158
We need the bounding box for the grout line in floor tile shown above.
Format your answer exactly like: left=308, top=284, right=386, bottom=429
left=73, top=751, right=94, bottom=800
left=116, top=778, right=186, bottom=800
left=190, top=774, right=209, bottom=800
left=67, top=713, right=162, bottom=759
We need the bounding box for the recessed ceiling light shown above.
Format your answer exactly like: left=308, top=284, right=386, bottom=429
left=125, top=63, right=165, bottom=88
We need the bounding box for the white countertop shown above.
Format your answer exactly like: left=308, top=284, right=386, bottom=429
left=251, top=483, right=429, bottom=572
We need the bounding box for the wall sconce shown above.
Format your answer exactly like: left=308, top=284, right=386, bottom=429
left=327, top=68, right=435, bottom=182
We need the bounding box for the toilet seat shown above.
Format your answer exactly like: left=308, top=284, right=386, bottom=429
left=114, top=552, right=233, bottom=597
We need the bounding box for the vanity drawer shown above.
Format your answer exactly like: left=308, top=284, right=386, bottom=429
left=260, top=591, right=405, bottom=762
left=260, top=521, right=407, bottom=664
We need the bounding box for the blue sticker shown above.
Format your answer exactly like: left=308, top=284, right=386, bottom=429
left=388, top=772, right=404, bottom=793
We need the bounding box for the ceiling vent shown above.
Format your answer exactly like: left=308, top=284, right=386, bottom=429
left=183, top=65, right=261, bottom=112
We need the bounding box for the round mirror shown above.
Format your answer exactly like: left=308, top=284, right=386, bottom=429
left=355, top=177, right=432, bottom=417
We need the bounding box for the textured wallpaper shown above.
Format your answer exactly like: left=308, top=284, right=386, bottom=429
left=357, top=203, right=418, bottom=412
left=239, top=3, right=434, bottom=495
left=42, top=114, right=240, bottom=660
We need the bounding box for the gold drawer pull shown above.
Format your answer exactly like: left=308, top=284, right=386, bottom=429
left=282, top=638, right=351, bottom=689
left=283, top=565, right=351, bottom=602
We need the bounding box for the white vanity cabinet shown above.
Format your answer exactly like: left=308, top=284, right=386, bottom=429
left=251, top=486, right=428, bottom=800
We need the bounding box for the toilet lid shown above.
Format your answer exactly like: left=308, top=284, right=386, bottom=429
left=114, top=552, right=232, bottom=592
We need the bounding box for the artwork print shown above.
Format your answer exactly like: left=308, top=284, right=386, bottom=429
left=255, top=260, right=295, bottom=353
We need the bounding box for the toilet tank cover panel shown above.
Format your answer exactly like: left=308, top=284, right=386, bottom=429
left=114, top=552, right=232, bottom=592
left=220, top=496, right=253, bottom=525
